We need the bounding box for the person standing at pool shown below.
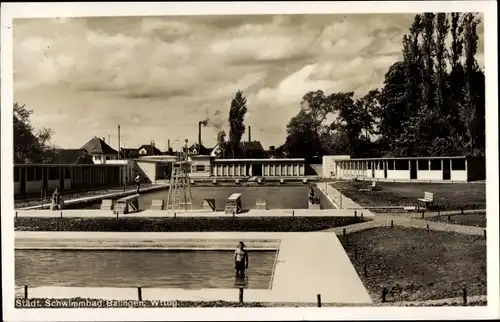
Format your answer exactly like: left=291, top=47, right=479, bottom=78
left=134, top=174, right=141, bottom=194
left=234, top=241, right=249, bottom=278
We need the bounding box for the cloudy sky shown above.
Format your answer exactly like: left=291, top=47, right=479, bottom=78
left=13, top=14, right=484, bottom=151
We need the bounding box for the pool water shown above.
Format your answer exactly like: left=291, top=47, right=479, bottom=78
left=16, top=250, right=277, bottom=289
left=85, top=185, right=311, bottom=210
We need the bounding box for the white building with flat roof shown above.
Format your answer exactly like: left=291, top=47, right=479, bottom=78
left=323, top=155, right=485, bottom=183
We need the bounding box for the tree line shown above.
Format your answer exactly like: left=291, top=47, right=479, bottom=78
left=280, top=12, right=485, bottom=161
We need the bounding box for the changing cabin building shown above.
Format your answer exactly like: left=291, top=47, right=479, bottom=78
left=323, top=155, right=485, bottom=183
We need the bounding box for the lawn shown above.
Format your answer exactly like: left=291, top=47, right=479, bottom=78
left=340, top=227, right=486, bottom=303
left=330, top=181, right=485, bottom=211
left=14, top=216, right=366, bottom=232
left=425, top=212, right=486, bottom=228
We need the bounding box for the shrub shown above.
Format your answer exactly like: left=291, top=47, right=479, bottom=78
left=15, top=216, right=366, bottom=232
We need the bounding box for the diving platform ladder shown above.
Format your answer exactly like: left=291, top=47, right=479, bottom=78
left=166, top=160, right=193, bottom=212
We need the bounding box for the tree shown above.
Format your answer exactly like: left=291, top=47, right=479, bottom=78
left=13, top=102, right=55, bottom=163
left=377, top=61, right=408, bottom=155
left=283, top=109, right=321, bottom=160
left=461, top=13, right=483, bottom=155
left=228, top=90, right=248, bottom=158
left=215, top=129, right=227, bottom=158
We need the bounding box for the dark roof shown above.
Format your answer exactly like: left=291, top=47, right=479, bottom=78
left=50, top=149, right=94, bottom=164
left=120, top=148, right=139, bottom=159
left=188, top=143, right=210, bottom=155
left=81, top=137, right=118, bottom=155
left=240, top=141, right=264, bottom=152
left=138, top=145, right=162, bottom=156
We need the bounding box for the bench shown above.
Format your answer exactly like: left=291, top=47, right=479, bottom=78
left=203, top=198, right=216, bottom=211
left=235, top=179, right=240, bottom=184
left=114, top=194, right=140, bottom=214
left=212, top=179, right=217, bottom=185
left=302, top=178, right=308, bottom=184
left=257, top=177, right=263, bottom=184
left=280, top=178, right=285, bottom=184
left=150, top=199, right=164, bottom=211
left=101, top=199, right=115, bottom=210
left=256, top=199, right=267, bottom=210
left=418, top=191, right=434, bottom=209
left=359, top=181, right=377, bottom=192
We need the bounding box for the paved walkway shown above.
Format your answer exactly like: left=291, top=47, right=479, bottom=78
left=15, top=232, right=372, bottom=304
left=19, top=185, right=168, bottom=210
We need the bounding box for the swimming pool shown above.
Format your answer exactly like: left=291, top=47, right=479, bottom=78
left=83, top=185, right=312, bottom=211
left=16, top=250, right=277, bottom=289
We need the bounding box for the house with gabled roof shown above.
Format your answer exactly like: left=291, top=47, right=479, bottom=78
left=81, top=136, right=119, bottom=164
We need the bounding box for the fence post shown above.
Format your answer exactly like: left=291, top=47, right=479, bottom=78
left=426, top=224, right=430, bottom=233
left=462, top=287, right=467, bottom=306
left=364, top=264, right=368, bottom=277
left=361, top=213, right=364, bottom=220
left=484, top=229, right=486, bottom=239
left=24, top=285, right=28, bottom=300
left=421, top=211, right=425, bottom=219
left=60, top=211, right=63, bottom=218
left=390, top=220, right=394, bottom=228
left=233, top=211, right=235, bottom=218
left=316, top=294, right=322, bottom=307
left=381, top=287, right=388, bottom=303
left=448, top=215, right=451, bottom=222
left=354, top=210, right=357, bottom=218
left=15, top=211, right=18, bottom=219
left=292, top=210, right=295, bottom=218
left=174, top=212, right=176, bottom=219
left=137, top=286, right=142, bottom=301
left=437, top=210, right=440, bottom=216
left=461, top=207, right=464, bottom=215
left=239, top=287, right=244, bottom=303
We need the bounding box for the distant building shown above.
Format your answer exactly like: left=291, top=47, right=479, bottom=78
left=120, top=148, right=139, bottom=159
left=81, top=137, right=118, bottom=164
left=187, top=143, right=210, bottom=156
left=241, top=141, right=265, bottom=158
left=138, top=143, right=162, bottom=156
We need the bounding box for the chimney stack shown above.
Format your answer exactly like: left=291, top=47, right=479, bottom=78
left=248, top=126, right=251, bottom=142
left=168, top=139, right=170, bottom=150
left=198, top=122, right=202, bottom=147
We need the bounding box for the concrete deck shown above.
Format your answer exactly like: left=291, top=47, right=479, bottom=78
left=15, top=232, right=372, bottom=304
left=14, top=208, right=375, bottom=218
left=19, top=185, right=168, bottom=211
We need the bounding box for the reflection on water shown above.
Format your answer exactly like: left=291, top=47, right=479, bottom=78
left=16, top=250, right=276, bottom=289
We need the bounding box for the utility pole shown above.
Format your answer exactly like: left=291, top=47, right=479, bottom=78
left=117, top=125, right=121, bottom=160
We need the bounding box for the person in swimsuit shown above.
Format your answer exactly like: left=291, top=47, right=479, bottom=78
left=134, top=174, right=141, bottom=194
left=51, top=188, right=61, bottom=210
left=234, top=241, right=249, bottom=278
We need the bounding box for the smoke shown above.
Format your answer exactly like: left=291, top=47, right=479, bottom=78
left=200, top=119, right=208, bottom=126
left=203, top=109, right=224, bottom=131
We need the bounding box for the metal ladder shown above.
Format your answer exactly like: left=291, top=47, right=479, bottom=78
left=166, top=161, right=193, bottom=212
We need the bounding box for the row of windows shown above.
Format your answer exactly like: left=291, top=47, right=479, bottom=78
left=344, top=159, right=467, bottom=171
left=13, top=167, right=120, bottom=182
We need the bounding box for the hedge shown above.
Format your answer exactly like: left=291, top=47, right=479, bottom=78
left=15, top=216, right=365, bottom=232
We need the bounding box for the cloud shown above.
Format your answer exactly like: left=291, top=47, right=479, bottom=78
left=13, top=14, right=485, bottom=150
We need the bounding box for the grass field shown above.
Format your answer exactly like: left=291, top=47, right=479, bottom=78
left=330, top=181, right=485, bottom=211
left=14, top=216, right=365, bottom=232
left=340, top=227, right=486, bottom=303
left=424, top=213, right=486, bottom=228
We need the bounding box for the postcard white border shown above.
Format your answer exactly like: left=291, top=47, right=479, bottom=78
left=2, top=1, right=498, bottom=321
